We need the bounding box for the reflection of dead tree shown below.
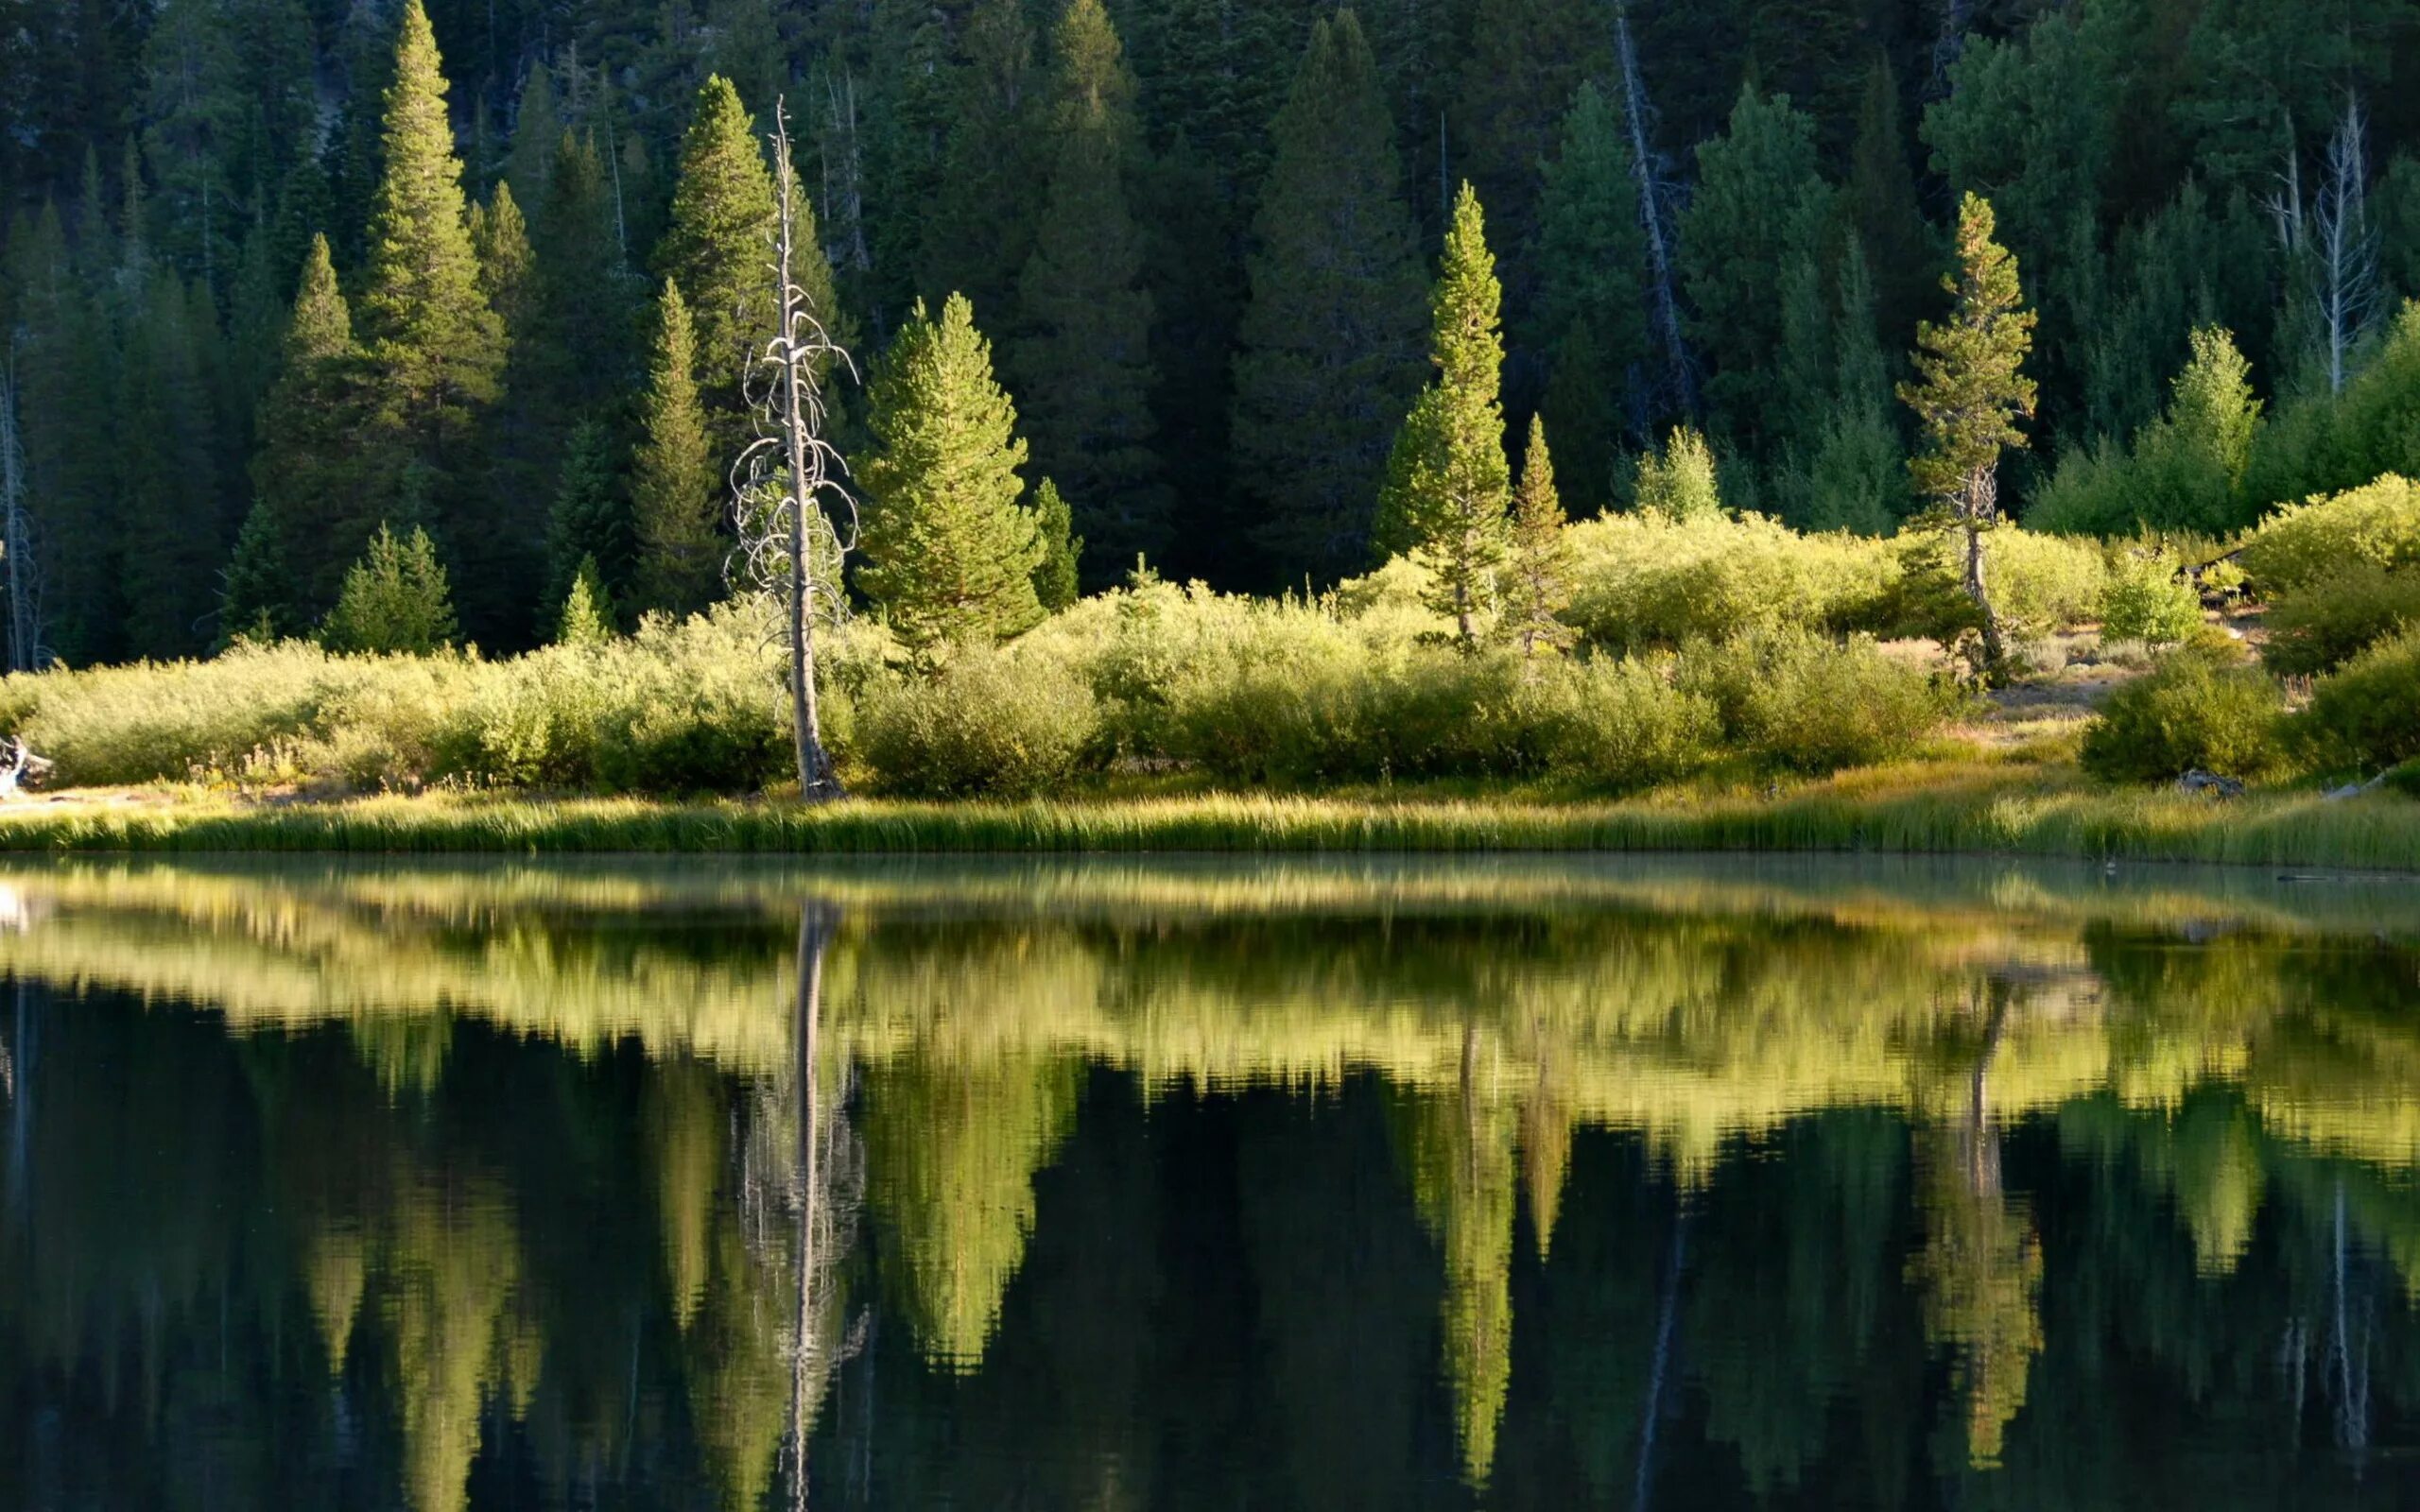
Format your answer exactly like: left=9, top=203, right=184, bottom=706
left=1631, top=1194, right=1687, bottom=1512
left=783, top=902, right=866, bottom=1509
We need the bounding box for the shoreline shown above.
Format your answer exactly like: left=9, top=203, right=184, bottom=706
left=0, top=774, right=2414, bottom=871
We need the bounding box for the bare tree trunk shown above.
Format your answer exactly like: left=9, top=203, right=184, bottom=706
left=1612, top=0, right=1696, bottom=420
left=1962, top=471, right=2009, bottom=683
left=0, top=346, right=40, bottom=673
left=2314, top=95, right=2379, bottom=395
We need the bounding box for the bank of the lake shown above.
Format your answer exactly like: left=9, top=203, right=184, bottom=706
left=1, top=763, right=2415, bottom=869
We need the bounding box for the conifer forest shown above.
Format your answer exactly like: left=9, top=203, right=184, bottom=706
left=0, top=0, right=2417, bottom=811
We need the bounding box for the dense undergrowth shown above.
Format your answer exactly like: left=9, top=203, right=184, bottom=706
left=0, top=477, right=2413, bottom=824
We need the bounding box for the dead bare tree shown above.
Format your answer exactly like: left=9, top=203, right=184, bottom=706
left=821, top=70, right=872, bottom=280
left=0, top=340, right=44, bottom=673
left=734, top=101, right=858, bottom=801
left=1611, top=0, right=1697, bottom=421
left=2270, top=94, right=2382, bottom=395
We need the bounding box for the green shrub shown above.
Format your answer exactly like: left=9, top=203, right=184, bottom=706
left=2261, top=564, right=2420, bottom=677
left=2294, top=627, right=2420, bottom=774
left=2099, top=550, right=2204, bottom=645
left=2236, top=474, right=2420, bottom=594
left=320, top=524, right=460, bottom=654
left=1884, top=526, right=2109, bottom=643
left=1563, top=512, right=1896, bottom=653
left=2242, top=303, right=2420, bottom=507
left=1544, top=657, right=1720, bottom=790
left=1677, top=628, right=1963, bottom=773
left=856, top=644, right=1101, bottom=798
left=2080, top=649, right=2287, bottom=784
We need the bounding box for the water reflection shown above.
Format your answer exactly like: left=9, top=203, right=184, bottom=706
left=1, top=856, right=2418, bottom=1507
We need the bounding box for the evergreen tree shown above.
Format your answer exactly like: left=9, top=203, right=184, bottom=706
left=1847, top=53, right=1933, bottom=359
left=1680, top=85, right=1835, bottom=457
left=118, top=266, right=225, bottom=660
left=320, top=523, right=460, bottom=654
left=523, top=130, right=639, bottom=424
left=923, top=0, right=1046, bottom=317
left=545, top=419, right=632, bottom=614
left=1900, top=193, right=2037, bottom=682
left=468, top=179, right=533, bottom=331
left=1636, top=425, right=1723, bottom=522
left=504, top=60, right=560, bottom=208
left=855, top=294, right=1045, bottom=651
left=1450, top=0, right=1603, bottom=296
left=555, top=556, right=614, bottom=644
left=1504, top=414, right=1572, bottom=657
left=1030, top=478, right=1082, bottom=611
left=631, top=279, right=724, bottom=616
left=1382, top=183, right=1510, bottom=646
left=1789, top=247, right=1906, bottom=534
left=1014, top=0, right=1166, bottom=582
left=1232, top=10, right=1427, bottom=585
left=1534, top=82, right=1654, bottom=514
left=251, top=234, right=374, bottom=615
left=656, top=75, right=780, bottom=454
left=217, top=498, right=291, bottom=645
left=357, top=0, right=505, bottom=463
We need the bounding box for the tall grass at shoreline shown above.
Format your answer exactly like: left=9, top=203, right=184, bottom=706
left=2, top=771, right=2412, bottom=869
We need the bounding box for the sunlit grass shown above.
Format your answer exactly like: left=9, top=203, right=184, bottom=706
left=0, top=759, right=2412, bottom=868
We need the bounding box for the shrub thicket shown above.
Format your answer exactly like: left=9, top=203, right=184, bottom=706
left=2236, top=474, right=2420, bottom=594
left=1561, top=512, right=1896, bottom=653
left=2080, top=648, right=2287, bottom=784
left=2261, top=564, right=2420, bottom=677
left=2098, top=548, right=2204, bottom=645
left=1882, top=527, right=2108, bottom=644
left=855, top=644, right=1101, bottom=798
left=1677, top=628, right=1965, bottom=772
left=2294, top=627, right=2420, bottom=774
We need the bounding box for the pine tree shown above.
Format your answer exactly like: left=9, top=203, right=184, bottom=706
left=1680, top=85, right=1836, bottom=457
left=1791, top=247, right=1907, bottom=535
left=1847, top=53, right=1933, bottom=359
left=1636, top=426, right=1722, bottom=522
left=357, top=0, right=504, bottom=461
left=320, top=522, right=459, bottom=654
left=657, top=76, right=780, bottom=453
left=631, top=279, right=724, bottom=616
left=855, top=294, right=1045, bottom=651
left=1534, top=82, right=1654, bottom=514
left=118, top=266, right=225, bottom=660
left=1030, top=477, right=1081, bottom=610
left=923, top=0, right=1046, bottom=317
left=545, top=419, right=632, bottom=615
left=1504, top=415, right=1572, bottom=658
left=555, top=556, right=614, bottom=644
left=1014, top=0, right=1165, bottom=582
left=251, top=233, right=374, bottom=615
left=1232, top=10, right=1427, bottom=585
left=1900, top=193, right=2037, bottom=683
left=217, top=497, right=291, bottom=644
left=467, top=179, right=533, bottom=331
left=1382, top=183, right=1511, bottom=646
left=1450, top=0, right=1603, bottom=293
left=504, top=60, right=560, bottom=208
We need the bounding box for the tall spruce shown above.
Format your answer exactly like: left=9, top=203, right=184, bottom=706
left=1900, top=193, right=2038, bottom=683
left=1504, top=415, right=1573, bottom=658
left=468, top=179, right=533, bottom=332
left=1014, top=0, right=1165, bottom=582
left=631, top=279, right=724, bottom=615
left=1535, top=82, right=1654, bottom=513
left=357, top=0, right=504, bottom=464
left=924, top=0, right=1046, bottom=317
left=251, top=233, right=373, bottom=615
left=1030, top=477, right=1081, bottom=610
left=657, top=76, right=779, bottom=452
left=1382, top=183, right=1511, bottom=646
left=1232, top=10, right=1427, bottom=586
left=855, top=294, right=1045, bottom=651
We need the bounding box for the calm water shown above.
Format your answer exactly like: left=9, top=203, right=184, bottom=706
left=5, top=855, right=2420, bottom=1510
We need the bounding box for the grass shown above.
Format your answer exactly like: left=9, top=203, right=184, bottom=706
left=1, top=760, right=2414, bottom=869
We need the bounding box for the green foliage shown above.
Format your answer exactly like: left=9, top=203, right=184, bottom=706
left=2031, top=328, right=2262, bottom=537
left=630, top=279, right=724, bottom=617
left=556, top=560, right=614, bottom=647
left=2294, top=627, right=2420, bottom=773
left=467, top=179, right=533, bottom=329
left=2099, top=551, right=2204, bottom=646
left=656, top=76, right=778, bottom=441
left=1504, top=417, right=1573, bottom=657
left=1902, top=193, right=2037, bottom=511
left=1030, top=479, right=1082, bottom=611
left=1886, top=528, right=2108, bottom=645
left=1385, top=184, right=1511, bottom=642
left=2262, top=566, right=2420, bottom=678
left=1634, top=426, right=1723, bottom=523
left=1676, top=628, right=1965, bottom=773
left=1533, top=82, right=1653, bottom=514
left=856, top=644, right=1102, bottom=798
left=217, top=500, right=292, bottom=648
left=2237, top=474, right=2420, bottom=594
left=856, top=294, right=1046, bottom=651
left=2246, top=303, right=2420, bottom=507
left=1231, top=9, right=1426, bottom=583
left=251, top=233, right=372, bottom=616
left=2080, top=648, right=2287, bottom=784
left=1012, top=0, right=1166, bottom=576
left=545, top=421, right=631, bottom=615
left=1563, top=512, right=1897, bottom=654
left=321, top=524, right=459, bottom=656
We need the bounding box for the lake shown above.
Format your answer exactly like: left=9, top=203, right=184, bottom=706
left=3, top=854, right=2419, bottom=1510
